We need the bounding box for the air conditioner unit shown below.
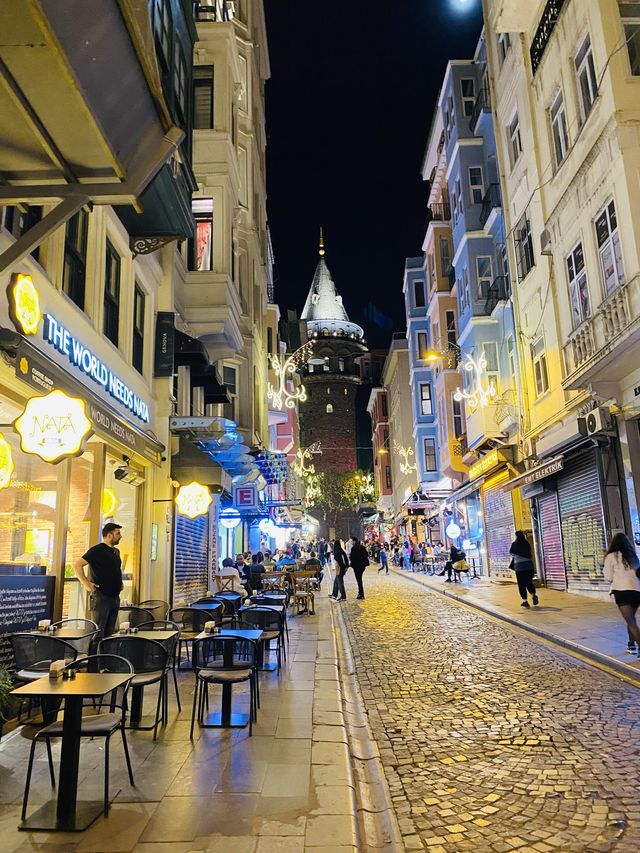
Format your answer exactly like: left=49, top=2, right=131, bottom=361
left=578, top=408, right=612, bottom=437
left=540, top=228, right=553, bottom=256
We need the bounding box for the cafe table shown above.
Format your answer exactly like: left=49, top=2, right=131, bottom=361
left=29, top=626, right=98, bottom=653
left=106, top=629, right=178, bottom=726
left=194, top=628, right=262, bottom=727
left=12, top=672, right=131, bottom=831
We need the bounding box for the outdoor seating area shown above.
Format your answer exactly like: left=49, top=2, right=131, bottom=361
left=1, top=574, right=335, bottom=842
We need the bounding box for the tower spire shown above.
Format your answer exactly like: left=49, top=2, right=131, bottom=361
left=319, top=226, right=325, bottom=257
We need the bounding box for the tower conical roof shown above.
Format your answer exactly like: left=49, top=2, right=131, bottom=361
left=301, top=255, right=350, bottom=323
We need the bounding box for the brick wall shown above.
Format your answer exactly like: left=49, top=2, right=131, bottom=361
left=300, top=376, right=359, bottom=473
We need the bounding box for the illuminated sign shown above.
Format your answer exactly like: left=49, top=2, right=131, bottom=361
left=220, top=507, right=241, bottom=529
left=233, top=484, right=257, bottom=509
left=446, top=522, right=461, bottom=539
left=43, top=315, right=149, bottom=423
left=468, top=449, right=503, bottom=481
left=14, top=390, right=93, bottom=463
left=258, top=518, right=271, bottom=535
left=102, top=487, right=119, bottom=518
left=0, top=433, right=14, bottom=490
left=175, top=482, right=212, bottom=519
left=8, top=273, right=41, bottom=335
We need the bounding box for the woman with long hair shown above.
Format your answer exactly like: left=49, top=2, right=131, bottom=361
left=330, top=538, right=349, bottom=601
left=603, top=532, right=640, bottom=655
left=509, top=530, right=538, bottom=607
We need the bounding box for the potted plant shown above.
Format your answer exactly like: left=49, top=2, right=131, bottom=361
left=0, top=668, right=12, bottom=740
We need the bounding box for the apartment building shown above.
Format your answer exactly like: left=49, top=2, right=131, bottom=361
left=484, top=0, right=640, bottom=595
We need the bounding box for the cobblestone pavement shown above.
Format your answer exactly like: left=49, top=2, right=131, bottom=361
left=338, top=569, right=640, bottom=853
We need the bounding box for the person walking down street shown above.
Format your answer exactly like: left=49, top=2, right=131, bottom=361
left=349, top=537, right=369, bottom=600
left=603, top=532, right=640, bottom=655
left=330, top=538, right=349, bottom=601
left=509, top=530, right=538, bottom=608
left=378, top=545, right=389, bottom=574
left=74, top=522, right=123, bottom=640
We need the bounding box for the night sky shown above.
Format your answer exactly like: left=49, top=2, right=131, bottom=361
left=264, top=0, right=483, bottom=346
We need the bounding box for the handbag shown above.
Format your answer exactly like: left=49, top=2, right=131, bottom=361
left=452, top=559, right=470, bottom=572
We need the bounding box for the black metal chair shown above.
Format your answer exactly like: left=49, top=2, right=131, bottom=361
left=240, top=606, right=286, bottom=669
left=212, top=591, right=243, bottom=626
left=99, top=636, right=168, bottom=740
left=168, top=607, right=220, bottom=668
left=139, top=599, right=170, bottom=619
left=190, top=636, right=258, bottom=738
left=117, top=606, right=155, bottom=629
left=21, top=654, right=134, bottom=821
left=51, top=618, right=99, bottom=654
left=248, top=594, right=289, bottom=642
left=10, top=633, right=79, bottom=721
left=137, top=620, right=182, bottom=711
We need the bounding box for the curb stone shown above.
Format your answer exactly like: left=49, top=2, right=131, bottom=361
left=390, top=566, right=640, bottom=688
left=329, top=591, right=405, bottom=852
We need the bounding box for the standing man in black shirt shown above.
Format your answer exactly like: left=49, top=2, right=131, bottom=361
left=74, top=522, right=123, bottom=638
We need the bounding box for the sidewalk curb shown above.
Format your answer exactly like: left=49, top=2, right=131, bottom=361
left=329, top=591, right=405, bottom=852
left=391, top=567, right=640, bottom=687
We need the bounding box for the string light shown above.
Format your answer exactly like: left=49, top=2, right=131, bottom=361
left=454, top=353, right=497, bottom=410
left=267, top=341, right=314, bottom=411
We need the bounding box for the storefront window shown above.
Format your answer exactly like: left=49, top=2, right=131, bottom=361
left=63, top=449, right=95, bottom=618
left=0, top=398, right=57, bottom=575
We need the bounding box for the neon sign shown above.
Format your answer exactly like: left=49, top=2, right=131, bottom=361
left=176, top=482, right=212, bottom=519
left=8, top=273, right=41, bottom=335
left=43, top=315, right=150, bottom=423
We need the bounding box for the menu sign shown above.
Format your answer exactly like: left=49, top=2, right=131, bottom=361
left=0, top=576, right=55, bottom=669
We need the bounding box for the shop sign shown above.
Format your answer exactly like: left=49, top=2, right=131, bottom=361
left=233, top=484, right=257, bottom=510
left=7, top=273, right=41, bottom=335
left=14, top=389, right=93, bottom=463
left=503, top=456, right=564, bottom=493
left=0, top=433, right=14, bottom=489
left=154, top=312, right=175, bottom=377
left=176, top=482, right=212, bottom=519
left=468, top=449, right=503, bottom=481
left=16, top=341, right=163, bottom=465
left=102, top=488, right=119, bottom=518
left=43, top=314, right=150, bottom=424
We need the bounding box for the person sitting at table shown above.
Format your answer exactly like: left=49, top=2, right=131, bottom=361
left=276, top=551, right=296, bottom=569
left=247, top=552, right=266, bottom=592
left=305, top=550, right=323, bottom=586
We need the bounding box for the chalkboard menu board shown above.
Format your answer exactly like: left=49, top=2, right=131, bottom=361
left=0, top=576, right=55, bottom=669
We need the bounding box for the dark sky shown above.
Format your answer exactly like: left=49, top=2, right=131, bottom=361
left=264, top=0, right=483, bottom=346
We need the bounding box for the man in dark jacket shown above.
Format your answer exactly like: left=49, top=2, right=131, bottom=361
left=349, top=537, right=369, bottom=600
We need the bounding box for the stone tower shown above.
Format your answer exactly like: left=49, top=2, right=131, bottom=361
left=299, top=231, right=368, bottom=475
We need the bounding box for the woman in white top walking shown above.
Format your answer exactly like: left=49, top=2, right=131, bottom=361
left=603, top=533, right=640, bottom=655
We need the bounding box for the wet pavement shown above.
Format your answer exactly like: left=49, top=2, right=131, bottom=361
left=336, top=567, right=640, bottom=853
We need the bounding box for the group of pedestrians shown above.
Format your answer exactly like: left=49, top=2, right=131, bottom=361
left=329, top=537, right=370, bottom=601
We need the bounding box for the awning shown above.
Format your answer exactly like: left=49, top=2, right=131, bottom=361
left=174, top=330, right=209, bottom=369
left=502, top=456, right=564, bottom=493
left=450, top=476, right=486, bottom=502
left=191, top=364, right=231, bottom=405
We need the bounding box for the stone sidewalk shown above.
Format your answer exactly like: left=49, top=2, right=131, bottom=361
left=0, top=589, right=370, bottom=853
left=390, top=566, right=640, bottom=682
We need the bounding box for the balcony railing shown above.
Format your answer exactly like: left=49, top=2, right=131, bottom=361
left=479, top=183, right=502, bottom=228
left=483, top=275, right=510, bottom=314
left=195, top=1, right=235, bottom=22
left=470, top=85, right=491, bottom=131
left=530, top=0, right=566, bottom=75
left=425, top=202, right=451, bottom=230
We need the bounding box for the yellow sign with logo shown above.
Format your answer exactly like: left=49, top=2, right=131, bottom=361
left=468, top=449, right=503, bottom=481
left=175, top=482, right=212, bottom=519
left=8, top=273, right=41, bottom=335
left=14, top=389, right=93, bottom=463
left=0, top=433, right=14, bottom=490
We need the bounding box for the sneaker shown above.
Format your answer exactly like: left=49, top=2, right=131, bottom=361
left=328, top=595, right=336, bottom=600
left=521, top=600, right=530, bottom=608
left=532, top=595, right=539, bottom=606
left=356, top=595, right=365, bottom=600
left=626, top=643, right=636, bottom=655
left=444, top=578, right=452, bottom=583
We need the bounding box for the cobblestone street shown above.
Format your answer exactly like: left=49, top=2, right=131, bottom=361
left=338, top=569, right=640, bottom=853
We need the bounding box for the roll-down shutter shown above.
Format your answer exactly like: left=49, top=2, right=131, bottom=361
left=557, top=450, right=607, bottom=593
left=483, top=471, right=516, bottom=580
left=173, top=513, right=209, bottom=605
left=537, top=492, right=566, bottom=590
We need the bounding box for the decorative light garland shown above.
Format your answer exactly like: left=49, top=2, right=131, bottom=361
left=454, top=353, right=497, bottom=410
left=267, top=341, right=314, bottom=411
left=394, top=441, right=417, bottom=476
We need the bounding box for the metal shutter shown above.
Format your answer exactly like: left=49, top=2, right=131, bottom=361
left=557, top=450, right=607, bottom=593
left=173, top=514, right=208, bottom=606
left=537, top=492, right=566, bottom=590
left=483, top=471, right=516, bottom=580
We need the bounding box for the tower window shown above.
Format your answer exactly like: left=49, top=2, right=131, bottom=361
left=326, top=404, right=333, bottom=414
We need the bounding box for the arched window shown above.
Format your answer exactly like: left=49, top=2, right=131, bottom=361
left=326, top=404, right=333, bottom=414
left=338, top=358, right=345, bottom=372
